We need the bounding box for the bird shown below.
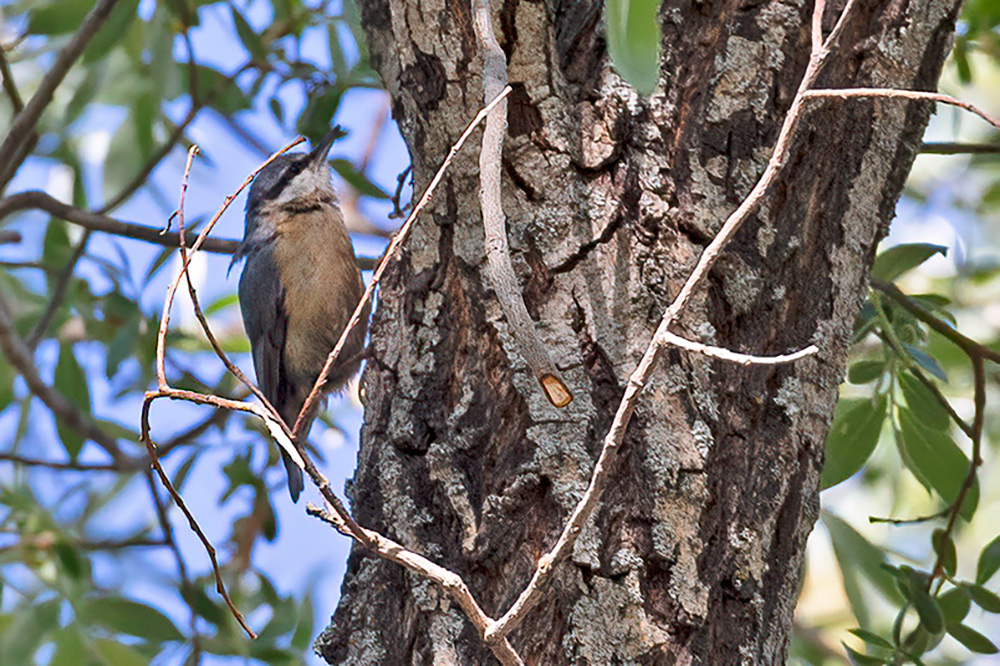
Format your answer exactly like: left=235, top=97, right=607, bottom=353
left=233, top=129, right=370, bottom=502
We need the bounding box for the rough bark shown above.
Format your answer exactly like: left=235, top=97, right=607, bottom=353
left=316, top=0, right=960, bottom=663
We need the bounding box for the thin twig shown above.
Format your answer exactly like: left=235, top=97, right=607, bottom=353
left=291, top=85, right=512, bottom=438
left=660, top=332, right=818, bottom=366
left=0, top=47, right=25, bottom=113
left=919, top=142, right=1000, bottom=155
left=390, top=165, right=413, bottom=219
left=145, top=469, right=202, bottom=658
left=0, top=0, right=121, bottom=192
left=0, top=452, right=123, bottom=471
left=486, top=0, right=859, bottom=643
left=26, top=230, right=91, bottom=349
left=0, top=229, right=21, bottom=244
left=803, top=89, right=1000, bottom=132
left=307, top=504, right=524, bottom=666
left=472, top=0, right=571, bottom=409
left=872, top=278, right=1000, bottom=364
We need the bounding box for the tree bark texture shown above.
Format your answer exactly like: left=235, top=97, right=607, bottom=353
left=316, top=0, right=960, bottom=663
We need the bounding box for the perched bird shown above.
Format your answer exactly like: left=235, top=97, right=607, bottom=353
left=234, top=129, right=369, bottom=502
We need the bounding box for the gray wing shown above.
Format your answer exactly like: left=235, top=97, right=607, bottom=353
left=239, top=245, right=305, bottom=501
left=238, top=244, right=290, bottom=414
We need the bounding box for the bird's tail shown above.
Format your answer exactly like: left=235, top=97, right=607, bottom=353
left=280, top=449, right=304, bottom=503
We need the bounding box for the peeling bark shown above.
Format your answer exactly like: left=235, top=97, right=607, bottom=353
left=316, top=1, right=961, bottom=663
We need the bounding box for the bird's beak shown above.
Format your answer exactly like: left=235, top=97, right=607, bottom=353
left=309, top=127, right=341, bottom=168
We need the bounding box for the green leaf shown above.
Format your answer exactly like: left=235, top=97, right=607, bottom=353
left=820, top=396, right=887, bottom=490
left=181, top=587, right=228, bottom=627
left=0, top=350, right=15, bottom=410
left=290, top=594, right=314, bottom=651
left=932, top=529, right=957, bottom=579
left=847, top=628, right=893, bottom=649
left=42, top=219, right=73, bottom=277
left=184, top=65, right=250, bottom=115
left=967, top=584, right=1000, bottom=613
left=902, top=344, right=947, bottom=382
left=49, top=627, right=90, bottom=666
left=204, top=293, right=239, bottom=317
left=947, top=623, right=998, bottom=654
left=296, top=86, right=343, bottom=141
left=92, top=638, right=149, bottom=666
left=824, top=512, right=902, bottom=627
left=848, top=360, right=885, bottom=384
left=911, top=584, right=944, bottom=634
left=606, top=0, right=661, bottom=94
left=938, top=586, right=971, bottom=627
left=898, top=372, right=949, bottom=431
left=103, top=119, right=145, bottom=204
left=897, top=411, right=978, bottom=520
left=330, top=159, right=390, bottom=199
left=230, top=7, right=268, bottom=62
left=843, top=643, right=887, bottom=665
left=82, top=0, right=139, bottom=63
left=54, top=343, right=91, bottom=458
left=976, top=534, right=1000, bottom=585
left=84, top=596, right=184, bottom=642
left=53, top=540, right=84, bottom=579
left=27, top=0, right=91, bottom=35
left=872, top=243, right=948, bottom=282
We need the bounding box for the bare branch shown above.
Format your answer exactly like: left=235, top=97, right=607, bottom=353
left=0, top=0, right=121, bottom=192
left=659, top=332, right=819, bottom=365
left=0, top=229, right=22, bottom=244
left=0, top=190, right=240, bottom=254
left=0, top=47, right=25, bottom=113
left=920, top=142, right=1000, bottom=155
left=472, top=0, right=572, bottom=409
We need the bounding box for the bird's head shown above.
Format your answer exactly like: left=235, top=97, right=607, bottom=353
left=245, top=128, right=343, bottom=218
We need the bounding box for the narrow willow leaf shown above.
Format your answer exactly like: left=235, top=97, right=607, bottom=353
left=605, top=0, right=661, bottom=94
left=54, top=343, right=91, bottom=458
left=967, top=584, right=1000, bottom=613
left=932, top=529, right=957, bottom=579
left=848, top=628, right=893, bottom=649
left=83, top=596, right=184, bottom=642
left=976, top=534, right=1000, bottom=585
left=848, top=360, right=885, bottom=384
left=898, top=372, right=949, bottom=431
left=843, top=643, right=887, bottom=665
left=872, top=243, right=948, bottom=282
left=897, top=411, right=978, bottom=520
left=948, top=623, right=998, bottom=654
left=821, top=396, right=887, bottom=490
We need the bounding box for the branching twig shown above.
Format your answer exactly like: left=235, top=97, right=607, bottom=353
left=142, top=142, right=309, bottom=638
left=870, top=280, right=993, bottom=591
left=472, top=0, right=571, bottom=409
left=307, top=504, right=524, bottom=666
left=0, top=0, right=121, bottom=192
left=26, top=230, right=91, bottom=350
left=486, top=0, right=859, bottom=643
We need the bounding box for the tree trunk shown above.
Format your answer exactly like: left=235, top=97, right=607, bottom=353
left=316, top=0, right=960, bottom=663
